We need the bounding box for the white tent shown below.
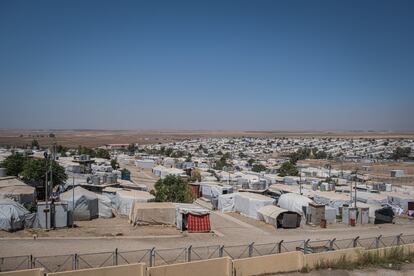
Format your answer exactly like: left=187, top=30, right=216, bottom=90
left=0, top=198, right=29, bottom=231
left=59, top=187, right=99, bottom=221
left=277, top=193, right=313, bottom=216
left=200, top=183, right=233, bottom=199
left=0, top=177, right=36, bottom=204
left=234, top=192, right=275, bottom=219
left=217, top=193, right=235, bottom=212
left=129, top=202, right=176, bottom=225
left=115, top=190, right=155, bottom=216
left=257, top=205, right=301, bottom=228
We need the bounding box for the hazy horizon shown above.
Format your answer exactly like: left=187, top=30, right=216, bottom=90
left=1, top=0, right=413, bottom=131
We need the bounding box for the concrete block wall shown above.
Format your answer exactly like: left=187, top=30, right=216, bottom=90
left=233, top=251, right=303, bottom=276
left=47, top=263, right=146, bottom=276
left=0, top=269, right=44, bottom=276
left=147, top=257, right=232, bottom=276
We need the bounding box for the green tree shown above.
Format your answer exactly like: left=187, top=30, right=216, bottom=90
left=1, top=154, right=27, bottom=176
left=164, top=148, right=174, bottom=157
left=151, top=175, right=194, bottom=203
left=185, top=153, right=192, bottom=162
left=56, top=145, right=68, bottom=156
left=77, top=146, right=96, bottom=157
left=214, top=154, right=230, bottom=170
left=289, top=148, right=311, bottom=163
left=247, top=158, right=255, bottom=166
left=127, top=143, right=136, bottom=153
left=391, top=147, right=412, bottom=160
left=31, top=139, right=40, bottom=149
left=95, top=148, right=111, bottom=159
left=22, top=159, right=67, bottom=187
left=252, top=164, right=267, bottom=173
left=110, top=159, right=119, bottom=170
left=278, top=161, right=299, bottom=177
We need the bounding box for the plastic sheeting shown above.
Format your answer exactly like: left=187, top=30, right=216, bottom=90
left=0, top=177, right=36, bottom=204
left=0, top=198, right=29, bottom=231
left=324, top=206, right=336, bottom=223
left=60, top=187, right=99, bottom=221
left=217, top=194, right=235, bottom=212
left=174, top=203, right=210, bottom=230
left=234, top=192, right=275, bottom=219
left=257, top=205, right=286, bottom=225
left=200, top=183, right=233, bottom=199
left=115, top=190, right=155, bottom=216
left=257, top=205, right=301, bottom=228
left=313, top=194, right=350, bottom=216
left=277, top=193, right=313, bottom=216
left=129, top=202, right=176, bottom=225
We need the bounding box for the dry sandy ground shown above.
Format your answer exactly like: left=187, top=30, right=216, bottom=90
left=0, top=217, right=180, bottom=238
left=1, top=129, right=414, bottom=147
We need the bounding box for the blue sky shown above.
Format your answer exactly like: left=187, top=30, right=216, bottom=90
left=0, top=0, right=413, bottom=131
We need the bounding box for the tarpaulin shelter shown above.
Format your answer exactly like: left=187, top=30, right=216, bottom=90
left=129, top=202, right=176, bottom=225
left=0, top=177, right=36, bottom=204
left=114, top=190, right=155, bottom=216
left=174, top=203, right=211, bottom=232
left=277, top=193, right=314, bottom=216
left=0, top=198, right=30, bottom=231
left=200, top=183, right=233, bottom=200
left=187, top=213, right=210, bottom=233
left=217, top=193, right=235, bottom=212
left=257, top=205, right=301, bottom=228
left=59, top=187, right=99, bottom=221
left=234, top=192, right=275, bottom=219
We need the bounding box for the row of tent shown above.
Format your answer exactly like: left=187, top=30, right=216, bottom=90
left=217, top=192, right=303, bottom=228
left=0, top=186, right=156, bottom=231
left=215, top=191, right=387, bottom=228
left=59, top=186, right=155, bottom=221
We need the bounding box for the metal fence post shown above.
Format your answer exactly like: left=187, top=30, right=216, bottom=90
left=149, top=247, right=155, bottom=267
left=353, top=236, right=360, bottom=248
left=30, top=255, right=34, bottom=269
left=114, top=248, right=118, bottom=266
left=74, top=254, right=78, bottom=270
left=248, top=242, right=254, bottom=257
left=329, top=238, right=336, bottom=251
left=376, top=235, right=382, bottom=249
left=397, top=233, right=402, bottom=246
left=278, top=240, right=284, bottom=253
left=187, top=246, right=192, bottom=262
left=219, top=246, right=224, bottom=257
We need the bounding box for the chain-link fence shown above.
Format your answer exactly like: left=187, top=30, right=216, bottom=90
left=1, top=233, right=412, bottom=272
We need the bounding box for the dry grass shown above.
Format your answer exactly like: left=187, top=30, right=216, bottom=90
left=314, top=247, right=414, bottom=271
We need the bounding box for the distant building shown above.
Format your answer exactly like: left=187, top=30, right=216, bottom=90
left=390, top=170, right=404, bottom=177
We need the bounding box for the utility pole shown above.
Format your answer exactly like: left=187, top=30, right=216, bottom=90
left=72, top=176, right=75, bottom=228
left=354, top=169, right=358, bottom=208
left=43, top=151, right=49, bottom=230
